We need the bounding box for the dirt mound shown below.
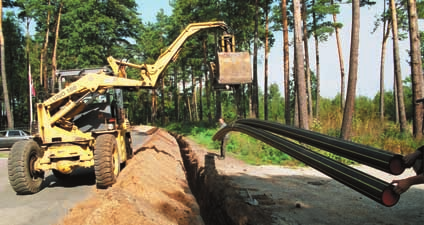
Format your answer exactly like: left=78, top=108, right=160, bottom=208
left=59, top=129, right=203, bottom=225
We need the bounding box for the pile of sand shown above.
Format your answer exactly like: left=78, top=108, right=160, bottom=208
left=59, top=129, right=203, bottom=225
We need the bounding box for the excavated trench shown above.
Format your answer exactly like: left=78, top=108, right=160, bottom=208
left=171, top=132, right=270, bottom=225
left=58, top=128, right=269, bottom=225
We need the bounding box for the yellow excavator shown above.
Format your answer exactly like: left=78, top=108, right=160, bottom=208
left=7, top=21, right=252, bottom=194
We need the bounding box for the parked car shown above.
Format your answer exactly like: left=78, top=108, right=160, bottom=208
left=0, top=130, right=33, bottom=149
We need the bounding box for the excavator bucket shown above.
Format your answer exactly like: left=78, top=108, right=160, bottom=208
left=216, top=52, right=252, bottom=85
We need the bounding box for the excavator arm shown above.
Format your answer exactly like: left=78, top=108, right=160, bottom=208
left=37, top=21, right=230, bottom=141
left=41, top=73, right=145, bottom=124
left=107, top=21, right=229, bottom=88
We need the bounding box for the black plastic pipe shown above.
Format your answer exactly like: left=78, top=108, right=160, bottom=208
left=236, top=119, right=405, bottom=175
left=213, top=124, right=400, bottom=207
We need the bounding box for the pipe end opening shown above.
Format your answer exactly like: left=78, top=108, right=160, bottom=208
left=382, top=186, right=400, bottom=207
left=390, top=156, right=405, bottom=175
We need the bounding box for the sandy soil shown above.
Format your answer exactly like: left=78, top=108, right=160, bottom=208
left=59, top=129, right=203, bottom=225
left=57, top=129, right=424, bottom=225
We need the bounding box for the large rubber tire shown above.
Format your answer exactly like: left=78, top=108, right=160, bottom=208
left=8, top=140, right=44, bottom=194
left=94, top=134, right=120, bottom=188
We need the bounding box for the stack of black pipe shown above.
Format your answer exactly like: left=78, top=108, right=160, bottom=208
left=213, top=119, right=406, bottom=207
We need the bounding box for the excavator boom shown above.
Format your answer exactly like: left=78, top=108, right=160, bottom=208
left=108, top=21, right=229, bottom=88
left=39, top=21, right=234, bottom=136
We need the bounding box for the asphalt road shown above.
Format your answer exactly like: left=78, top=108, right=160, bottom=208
left=0, top=159, right=95, bottom=225
left=0, top=130, right=149, bottom=225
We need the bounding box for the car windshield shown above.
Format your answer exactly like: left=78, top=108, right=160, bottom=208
left=0, top=131, right=6, bottom=137
left=8, top=131, right=21, bottom=136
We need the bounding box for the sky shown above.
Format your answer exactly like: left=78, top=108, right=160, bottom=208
left=135, top=0, right=419, bottom=98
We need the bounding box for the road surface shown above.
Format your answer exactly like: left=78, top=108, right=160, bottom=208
left=0, top=129, right=150, bottom=225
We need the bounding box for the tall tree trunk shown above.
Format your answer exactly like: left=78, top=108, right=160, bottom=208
left=0, top=1, right=13, bottom=128
left=183, top=77, right=188, bottom=121
left=294, top=92, right=299, bottom=127
left=252, top=0, right=259, bottom=118
left=234, top=85, right=242, bottom=118
left=394, top=79, right=399, bottom=123
left=173, top=66, right=179, bottom=122
left=302, top=0, right=313, bottom=121
left=340, top=0, right=360, bottom=140
left=41, top=0, right=51, bottom=94
left=214, top=33, right=221, bottom=122
left=199, top=69, right=203, bottom=121
left=187, top=94, right=192, bottom=122
left=282, top=0, right=291, bottom=125
left=161, top=77, right=165, bottom=125
left=390, top=0, right=408, bottom=133
left=51, top=3, right=62, bottom=94
left=264, top=2, right=269, bottom=121
left=203, top=39, right=211, bottom=123
left=27, top=19, right=33, bottom=129
left=242, top=85, right=247, bottom=118
left=293, top=0, right=309, bottom=130
left=379, top=2, right=391, bottom=123
left=151, top=89, right=157, bottom=125
left=331, top=0, right=346, bottom=110
left=191, top=67, right=198, bottom=121
left=294, top=43, right=299, bottom=127
left=216, top=90, right=222, bottom=119
left=312, top=0, right=320, bottom=118
left=212, top=34, right=219, bottom=121
left=407, top=0, right=424, bottom=139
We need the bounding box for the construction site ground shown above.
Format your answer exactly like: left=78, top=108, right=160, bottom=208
left=1, top=126, right=424, bottom=225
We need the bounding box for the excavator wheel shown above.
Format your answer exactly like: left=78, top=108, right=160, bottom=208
left=94, top=134, right=120, bottom=188
left=8, top=140, right=45, bottom=194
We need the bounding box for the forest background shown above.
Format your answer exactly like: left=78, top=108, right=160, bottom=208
left=0, top=0, right=424, bottom=165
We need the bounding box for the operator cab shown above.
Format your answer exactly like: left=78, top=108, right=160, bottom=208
left=56, top=68, right=124, bottom=133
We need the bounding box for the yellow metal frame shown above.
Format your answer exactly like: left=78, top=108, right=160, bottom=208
left=35, top=144, right=93, bottom=173
left=107, top=21, right=229, bottom=88
left=34, top=21, right=230, bottom=174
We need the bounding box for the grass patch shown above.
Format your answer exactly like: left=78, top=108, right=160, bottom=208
left=166, top=122, right=300, bottom=166
left=164, top=118, right=422, bottom=167
left=0, top=152, right=9, bottom=158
